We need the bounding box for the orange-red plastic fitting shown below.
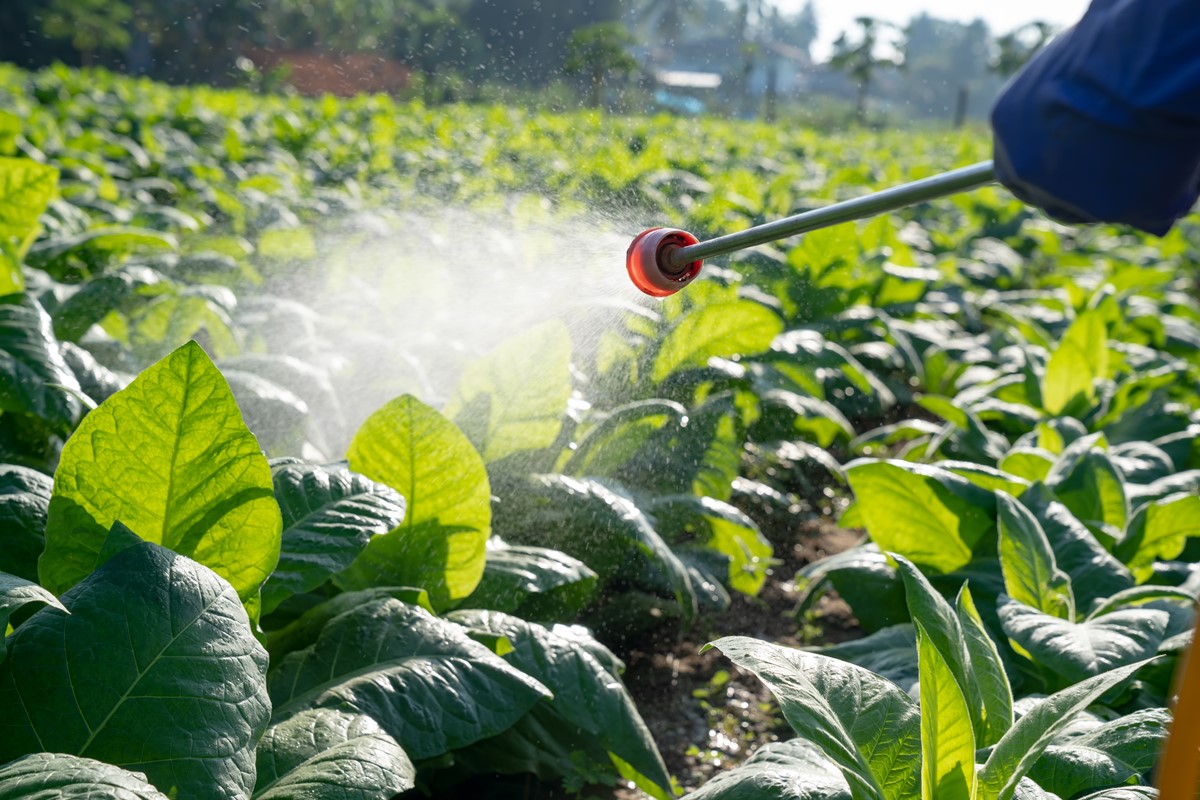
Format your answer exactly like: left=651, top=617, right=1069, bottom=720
left=626, top=227, right=704, bottom=297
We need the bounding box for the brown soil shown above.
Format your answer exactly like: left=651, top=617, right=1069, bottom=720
left=617, top=512, right=865, bottom=797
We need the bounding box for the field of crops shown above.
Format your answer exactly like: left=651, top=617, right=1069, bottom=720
left=0, top=62, right=1198, bottom=800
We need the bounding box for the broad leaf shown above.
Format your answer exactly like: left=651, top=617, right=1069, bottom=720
left=0, top=293, right=82, bottom=433
left=1042, top=310, right=1107, bottom=414
left=1026, top=708, right=1168, bottom=799
left=443, top=320, right=572, bottom=464
left=1046, top=437, right=1128, bottom=534
left=0, top=542, right=270, bottom=799
left=708, top=636, right=920, bottom=800
left=916, top=621, right=976, bottom=800
left=808, top=625, right=918, bottom=697
left=447, top=609, right=673, bottom=800
left=253, top=709, right=415, bottom=800
left=845, top=460, right=995, bottom=574
left=0, top=753, right=168, bottom=800
left=466, top=542, right=598, bottom=622
left=340, top=394, right=490, bottom=610
left=40, top=341, right=281, bottom=603
left=977, top=660, right=1154, bottom=800
left=562, top=399, right=687, bottom=477
left=1019, top=485, right=1134, bottom=611
left=996, top=491, right=1074, bottom=620
left=957, top=585, right=1014, bottom=747
left=682, top=739, right=852, bottom=800
left=998, top=448, right=1055, bottom=484
left=651, top=299, right=782, bottom=383
left=268, top=597, right=550, bottom=761
left=262, top=461, right=406, bottom=613
left=0, top=158, right=57, bottom=294
left=0, top=465, right=53, bottom=581
left=646, top=494, right=772, bottom=595
left=0, top=571, right=64, bottom=645
left=998, top=598, right=1167, bottom=685
left=1117, top=493, right=1200, bottom=583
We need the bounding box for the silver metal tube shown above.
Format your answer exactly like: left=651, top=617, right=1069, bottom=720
left=666, top=160, right=996, bottom=269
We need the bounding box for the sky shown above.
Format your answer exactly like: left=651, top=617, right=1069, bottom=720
left=778, top=0, right=1093, bottom=59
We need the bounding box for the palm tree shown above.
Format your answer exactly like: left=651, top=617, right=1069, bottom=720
left=827, top=16, right=904, bottom=125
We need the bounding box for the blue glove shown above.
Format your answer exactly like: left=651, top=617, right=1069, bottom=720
left=991, top=0, right=1200, bottom=235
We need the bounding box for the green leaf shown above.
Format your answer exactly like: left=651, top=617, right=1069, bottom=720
left=957, top=585, right=1014, bottom=747
left=651, top=300, right=782, bottom=384
left=443, top=320, right=572, bottom=464
left=1087, top=585, right=1197, bottom=620
left=797, top=548, right=908, bottom=634
left=708, top=636, right=920, bottom=800
left=916, top=621, right=976, bottom=800
left=0, top=753, right=169, bottom=800
left=1046, top=437, right=1128, bottom=533
left=0, top=293, right=82, bottom=433
left=40, top=341, right=281, bottom=603
left=0, top=157, right=57, bottom=240
left=807, top=625, right=918, bottom=697
left=681, top=739, right=852, bottom=800
left=998, top=598, right=1167, bottom=685
left=754, top=390, right=854, bottom=448
left=562, top=400, right=687, bottom=478
left=262, top=461, right=406, bottom=614
left=996, top=491, right=1074, bottom=620
left=0, top=542, right=270, bottom=799
left=943, top=462, right=1030, bottom=496
left=976, top=659, right=1154, bottom=800
left=253, top=709, right=415, bottom=800
left=1117, top=493, right=1200, bottom=583
left=447, top=609, right=672, bottom=799
left=466, top=543, right=597, bottom=622
left=647, top=494, right=772, bottom=595
left=129, top=293, right=239, bottom=363
left=340, top=394, right=490, bottom=610
left=998, top=448, right=1055, bottom=484
left=264, top=588, right=434, bottom=664
left=1026, top=708, right=1168, bottom=799
left=0, top=465, right=53, bottom=581
left=1019, top=484, right=1134, bottom=612
left=1042, top=310, right=1108, bottom=414
left=1074, top=789, right=1157, bottom=800
left=495, top=475, right=695, bottom=616
left=268, top=596, right=550, bottom=761
left=0, top=571, right=64, bottom=646
left=846, top=460, right=996, bottom=574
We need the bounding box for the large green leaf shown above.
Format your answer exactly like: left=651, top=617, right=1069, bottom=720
left=340, top=394, right=490, bottom=610
left=998, top=598, right=1167, bottom=685
left=0, top=465, right=53, bottom=581
left=807, top=625, right=919, bottom=697
left=708, top=636, right=920, bottom=800
left=1019, top=484, right=1133, bottom=612
left=562, top=400, right=687, bottom=478
left=0, top=571, right=64, bottom=645
left=647, top=494, right=772, bottom=595
left=0, top=542, right=270, bottom=799
left=268, top=597, right=550, bottom=761
left=0, top=293, right=82, bottom=434
left=40, top=341, right=281, bottom=603
left=1042, top=309, right=1108, bottom=414
left=681, top=739, right=852, bottom=800
left=845, top=460, right=995, bottom=574
left=996, top=491, right=1074, bottom=620
left=1026, top=708, right=1168, bottom=799
left=443, top=320, right=572, bottom=464
left=956, top=585, right=1014, bottom=747
left=0, top=753, right=169, bottom=800
left=1117, top=493, right=1200, bottom=583
left=253, top=709, right=415, bottom=800
left=651, top=299, right=782, bottom=383
left=0, top=158, right=57, bottom=295
left=466, top=542, right=597, bottom=622
left=1046, top=437, right=1128, bottom=534
left=447, top=609, right=672, bottom=799
left=262, top=461, right=406, bottom=613
left=916, top=621, right=975, bottom=800
left=977, top=660, right=1153, bottom=800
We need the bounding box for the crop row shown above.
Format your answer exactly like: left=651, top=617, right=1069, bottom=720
left=0, top=65, right=1198, bottom=800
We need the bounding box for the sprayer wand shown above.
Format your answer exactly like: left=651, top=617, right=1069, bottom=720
left=626, top=160, right=996, bottom=296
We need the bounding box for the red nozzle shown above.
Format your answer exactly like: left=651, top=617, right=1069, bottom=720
left=626, top=228, right=704, bottom=297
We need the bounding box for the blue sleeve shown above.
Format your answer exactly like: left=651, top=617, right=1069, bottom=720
left=990, top=0, right=1200, bottom=235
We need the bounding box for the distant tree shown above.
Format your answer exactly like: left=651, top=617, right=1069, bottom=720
left=564, top=22, right=638, bottom=108
left=42, top=0, right=132, bottom=67
left=828, top=17, right=903, bottom=124
left=779, top=0, right=819, bottom=58
left=636, top=0, right=701, bottom=48
left=991, top=21, right=1055, bottom=78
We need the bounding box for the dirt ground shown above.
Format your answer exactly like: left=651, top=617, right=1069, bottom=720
left=618, top=512, right=864, bottom=797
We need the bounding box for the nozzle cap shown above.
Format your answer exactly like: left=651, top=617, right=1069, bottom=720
left=626, top=228, right=703, bottom=297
